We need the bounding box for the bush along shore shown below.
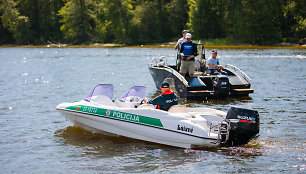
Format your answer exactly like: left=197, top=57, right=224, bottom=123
left=1, top=1, right=305, bottom=46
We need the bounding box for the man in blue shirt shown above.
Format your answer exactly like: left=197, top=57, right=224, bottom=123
left=207, top=49, right=228, bottom=76
left=143, top=82, right=178, bottom=111
left=179, top=33, right=198, bottom=77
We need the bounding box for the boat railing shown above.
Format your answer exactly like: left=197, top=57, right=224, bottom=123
left=149, top=57, right=189, bottom=87
left=225, top=64, right=251, bottom=83
left=150, top=56, right=177, bottom=66
left=166, top=66, right=189, bottom=86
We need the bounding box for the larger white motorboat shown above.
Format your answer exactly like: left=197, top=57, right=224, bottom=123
left=56, top=84, right=259, bottom=148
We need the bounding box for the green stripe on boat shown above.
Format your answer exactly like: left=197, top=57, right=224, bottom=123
left=65, top=105, right=163, bottom=127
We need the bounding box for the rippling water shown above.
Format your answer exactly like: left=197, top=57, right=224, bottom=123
left=0, top=47, right=305, bottom=173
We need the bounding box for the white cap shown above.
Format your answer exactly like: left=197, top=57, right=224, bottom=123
left=212, top=49, right=217, bottom=53
left=186, top=33, right=192, bottom=38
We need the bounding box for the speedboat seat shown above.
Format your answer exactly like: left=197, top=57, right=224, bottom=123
left=168, top=105, right=187, bottom=113
left=168, top=105, right=194, bottom=118
left=115, top=96, right=143, bottom=108
left=84, top=84, right=114, bottom=102
left=90, top=95, right=116, bottom=107
left=83, top=84, right=116, bottom=107
left=118, top=86, right=147, bottom=108
left=138, top=104, right=155, bottom=109
left=125, top=96, right=143, bottom=103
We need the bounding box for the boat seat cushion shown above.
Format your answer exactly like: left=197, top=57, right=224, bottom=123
left=168, top=105, right=187, bottom=113
left=138, top=104, right=155, bottom=109
left=185, top=77, right=206, bottom=87
left=90, top=95, right=116, bottom=107
left=115, top=100, right=138, bottom=108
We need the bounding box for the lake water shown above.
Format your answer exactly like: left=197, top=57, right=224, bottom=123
left=0, top=47, right=305, bottom=173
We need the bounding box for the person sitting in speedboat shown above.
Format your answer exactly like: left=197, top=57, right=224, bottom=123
left=207, top=49, right=228, bottom=76
left=143, top=81, right=178, bottom=111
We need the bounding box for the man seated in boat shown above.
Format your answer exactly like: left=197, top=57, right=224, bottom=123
left=207, top=49, right=228, bottom=76
left=143, top=81, right=178, bottom=111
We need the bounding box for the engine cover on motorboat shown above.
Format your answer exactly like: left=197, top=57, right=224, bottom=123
left=56, top=84, right=260, bottom=148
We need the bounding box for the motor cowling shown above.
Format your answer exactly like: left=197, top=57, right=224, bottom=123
left=225, top=107, right=260, bottom=146
left=213, top=75, right=230, bottom=96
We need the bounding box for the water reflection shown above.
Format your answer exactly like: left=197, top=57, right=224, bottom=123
left=54, top=126, right=179, bottom=154
left=54, top=126, right=263, bottom=159
left=53, top=126, right=267, bottom=173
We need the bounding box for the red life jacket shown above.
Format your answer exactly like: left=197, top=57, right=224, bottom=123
left=161, top=90, right=175, bottom=95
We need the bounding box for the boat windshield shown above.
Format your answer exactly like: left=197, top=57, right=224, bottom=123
left=119, top=86, right=146, bottom=102
left=84, top=84, right=114, bottom=101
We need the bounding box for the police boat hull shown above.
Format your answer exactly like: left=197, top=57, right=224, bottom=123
left=56, top=84, right=259, bottom=149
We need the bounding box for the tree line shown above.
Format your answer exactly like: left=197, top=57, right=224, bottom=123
left=0, top=0, right=305, bottom=45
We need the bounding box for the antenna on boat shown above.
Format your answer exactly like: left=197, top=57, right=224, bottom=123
left=197, top=40, right=205, bottom=60
left=197, top=40, right=207, bottom=73
left=176, top=45, right=182, bottom=71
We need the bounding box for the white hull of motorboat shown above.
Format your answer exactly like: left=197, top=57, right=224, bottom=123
left=56, top=84, right=259, bottom=148
left=57, top=100, right=224, bottom=148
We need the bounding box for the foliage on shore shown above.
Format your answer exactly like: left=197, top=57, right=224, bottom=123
left=0, top=0, right=305, bottom=45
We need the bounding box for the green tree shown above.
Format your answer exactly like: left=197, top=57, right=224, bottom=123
left=13, top=0, right=64, bottom=43
left=188, top=0, right=226, bottom=39
left=168, top=0, right=189, bottom=39
left=130, top=0, right=175, bottom=43
left=280, top=0, right=306, bottom=43
left=0, top=0, right=304, bottom=45
left=223, top=0, right=243, bottom=38
left=0, top=0, right=32, bottom=43
left=237, top=0, right=282, bottom=44
left=99, top=0, right=133, bottom=43
left=58, top=0, right=96, bottom=43
left=132, top=1, right=160, bottom=42
left=37, top=0, right=63, bottom=42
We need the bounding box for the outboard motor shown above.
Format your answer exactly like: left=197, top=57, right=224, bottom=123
left=225, top=107, right=260, bottom=146
left=213, top=75, right=230, bottom=96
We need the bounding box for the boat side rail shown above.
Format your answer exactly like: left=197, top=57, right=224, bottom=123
left=166, top=65, right=189, bottom=86
left=225, top=64, right=251, bottom=83
left=149, top=56, right=189, bottom=87
left=138, top=104, right=155, bottom=109
left=150, top=56, right=177, bottom=67
left=151, top=63, right=189, bottom=87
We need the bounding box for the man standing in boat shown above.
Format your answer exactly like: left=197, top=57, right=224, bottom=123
left=179, top=33, right=198, bottom=77
left=207, top=50, right=228, bottom=76
left=174, top=30, right=189, bottom=50
left=143, top=81, right=178, bottom=111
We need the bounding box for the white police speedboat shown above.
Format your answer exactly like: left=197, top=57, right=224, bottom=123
left=56, top=84, right=259, bottom=148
